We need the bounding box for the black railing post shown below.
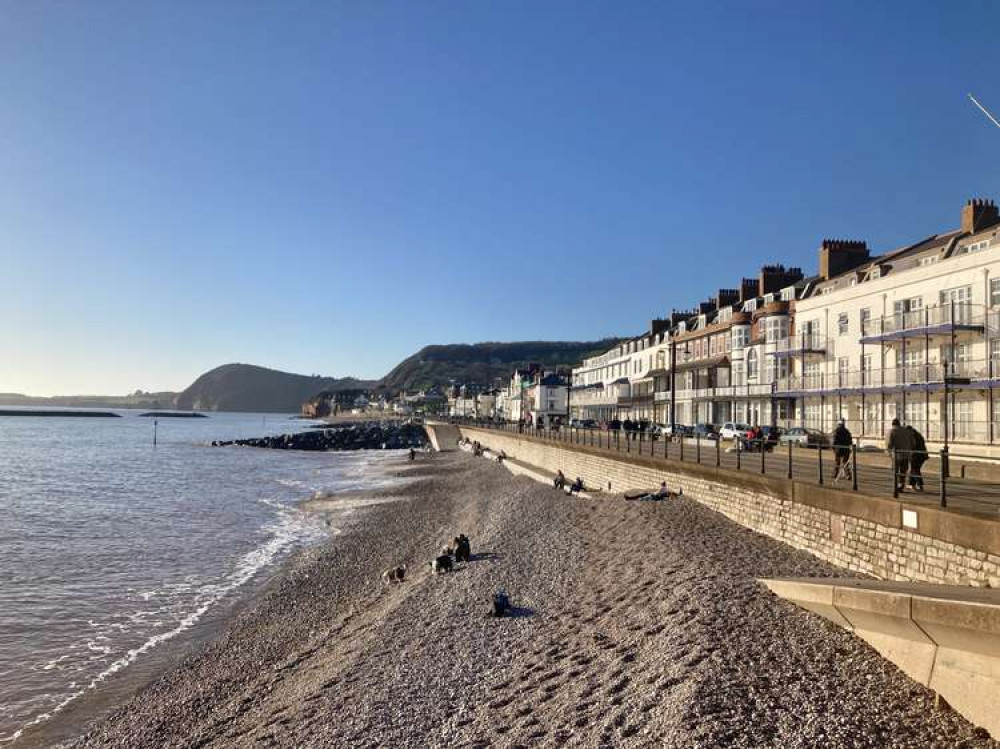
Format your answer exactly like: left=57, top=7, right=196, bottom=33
left=680, top=434, right=685, bottom=462
left=892, top=449, right=898, bottom=498
left=616, top=429, right=620, bottom=451
left=817, top=444, right=824, bottom=485
left=716, top=437, right=721, bottom=467
left=736, top=437, right=741, bottom=470
left=787, top=439, right=793, bottom=479
left=851, top=442, right=858, bottom=492
left=761, top=439, right=766, bottom=474
left=940, top=448, right=948, bottom=508
left=696, top=434, right=701, bottom=464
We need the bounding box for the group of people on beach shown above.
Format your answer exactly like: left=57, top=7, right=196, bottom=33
left=552, top=470, right=584, bottom=494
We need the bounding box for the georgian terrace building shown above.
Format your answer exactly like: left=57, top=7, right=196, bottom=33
left=777, top=199, right=1000, bottom=453
left=570, top=264, right=806, bottom=428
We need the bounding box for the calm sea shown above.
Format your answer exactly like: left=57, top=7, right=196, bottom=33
left=0, top=409, right=394, bottom=746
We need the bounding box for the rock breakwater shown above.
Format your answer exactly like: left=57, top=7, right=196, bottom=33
left=211, top=421, right=427, bottom=451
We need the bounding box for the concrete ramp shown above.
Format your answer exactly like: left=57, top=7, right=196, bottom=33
left=423, top=421, right=461, bottom=452
left=762, top=577, right=1000, bottom=738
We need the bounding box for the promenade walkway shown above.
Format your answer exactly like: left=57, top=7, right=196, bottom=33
left=448, top=421, right=1000, bottom=521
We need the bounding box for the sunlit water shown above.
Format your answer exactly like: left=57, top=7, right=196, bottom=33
left=0, top=409, right=396, bottom=745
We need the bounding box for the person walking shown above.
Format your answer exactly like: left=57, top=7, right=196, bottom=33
left=907, top=425, right=928, bottom=492
left=886, top=418, right=913, bottom=493
left=832, top=419, right=853, bottom=483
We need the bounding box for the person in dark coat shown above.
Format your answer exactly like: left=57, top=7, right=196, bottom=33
left=886, top=418, right=913, bottom=492
left=832, top=419, right=853, bottom=482
left=907, top=425, right=928, bottom=492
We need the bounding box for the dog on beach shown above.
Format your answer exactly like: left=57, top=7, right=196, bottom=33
left=381, top=565, right=406, bottom=584
left=430, top=554, right=453, bottom=574
left=453, top=534, right=471, bottom=563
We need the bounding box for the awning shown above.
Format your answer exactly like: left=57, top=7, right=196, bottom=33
left=673, top=355, right=730, bottom=373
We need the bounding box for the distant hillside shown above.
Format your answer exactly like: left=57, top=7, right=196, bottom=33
left=175, top=364, right=374, bottom=413
left=378, top=340, right=620, bottom=392
left=0, top=391, right=178, bottom=410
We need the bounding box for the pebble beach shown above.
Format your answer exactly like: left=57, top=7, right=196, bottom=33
left=69, top=451, right=997, bottom=748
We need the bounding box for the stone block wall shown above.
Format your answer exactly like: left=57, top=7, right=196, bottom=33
left=457, top=427, right=1000, bottom=587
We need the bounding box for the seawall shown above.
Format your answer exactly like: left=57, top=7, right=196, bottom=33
left=444, top=425, right=1000, bottom=588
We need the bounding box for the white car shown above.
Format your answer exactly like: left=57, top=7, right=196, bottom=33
left=719, top=422, right=750, bottom=440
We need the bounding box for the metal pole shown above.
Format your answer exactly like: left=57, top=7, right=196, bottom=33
left=670, top=338, right=677, bottom=434
left=716, top=436, right=721, bottom=467
left=851, top=442, right=858, bottom=492
left=696, top=433, right=701, bottom=464
left=940, top=448, right=948, bottom=508
left=680, top=433, right=685, bottom=462
left=787, top=439, right=793, bottom=479
left=817, top=444, right=824, bottom=485
left=735, top=435, right=741, bottom=470
left=761, top=437, right=766, bottom=474
left=892, top=448, right=898, bottom=497
left=153, top=419, right=158, bottom=447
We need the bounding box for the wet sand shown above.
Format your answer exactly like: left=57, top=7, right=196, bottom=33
left=68, top=452, right=996, bottom=748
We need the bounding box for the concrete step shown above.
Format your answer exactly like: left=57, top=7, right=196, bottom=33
left=761, top=577, right=1000, bottom=739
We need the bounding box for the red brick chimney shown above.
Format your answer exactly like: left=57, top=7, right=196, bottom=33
left=758, top=265, right=804, bottom=295
left=739, top=278, right=758, bottom=302
left=961, top=198, right=999, bottom=234
left=818, top=239, right=869, bottom=280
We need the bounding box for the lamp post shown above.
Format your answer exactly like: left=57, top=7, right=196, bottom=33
left=670, top=339, right=691, bottom=434
left=670, top=337, right=677, bottom=434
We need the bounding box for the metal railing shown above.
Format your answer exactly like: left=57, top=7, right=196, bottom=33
left=861, top=302, right=985, bottom=338
left=445, top=417, right=1000, bottom=514
left=775, top=358, right=1000, bottom=393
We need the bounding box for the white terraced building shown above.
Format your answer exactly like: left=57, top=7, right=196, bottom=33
left=570, top=265, right=806, bottom=430
left=570, top=198, right=1000, bottom=455
left=780, top=200, right=1000, bottom=454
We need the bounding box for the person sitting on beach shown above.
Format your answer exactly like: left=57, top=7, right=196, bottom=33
left=553, top=470, right=566, bottom=490
left=569, top=477, right=584, bottom=494
left=496, top=449, right=506, bottom=464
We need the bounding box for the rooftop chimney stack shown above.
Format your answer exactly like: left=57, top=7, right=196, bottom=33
left=758, top=264, right=804, bottom=296
left=739, top=278, right=758, bottom=302
left=961, top=198, right=999, bottom=234
left=818, top=239, right=869, bottom=280
left=715, top=288, right=739, bottom=308
left=670, top=308, right=697, bottom=326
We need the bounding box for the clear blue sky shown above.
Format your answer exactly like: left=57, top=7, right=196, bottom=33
left=2, top=1, right=999, bottom=395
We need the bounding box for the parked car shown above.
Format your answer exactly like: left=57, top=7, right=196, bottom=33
left=692, top=424, right=719, bottom=441
left=605, top=419, right=622, bottom=431
left=779, top=427, right=830, bottom=448
left=659, top=424, right=692, bottom=438
left=719, top=422, right=750, bottom=440
left=580, top=419, right=598, bottom=429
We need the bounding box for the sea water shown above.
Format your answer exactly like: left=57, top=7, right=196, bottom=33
left=0, top=409, right=393, bottom=745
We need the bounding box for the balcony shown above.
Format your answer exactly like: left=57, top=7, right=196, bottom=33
left=768, top=334, right=827, bottom=358
left=773, top=358, right=1000, bottom=396
left=859, top=303, right=986, bottom=344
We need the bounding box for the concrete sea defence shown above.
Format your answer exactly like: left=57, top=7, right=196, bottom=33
left=212, top=421, right=427, bottom=451
left=0, top=409, right=121, bottom=417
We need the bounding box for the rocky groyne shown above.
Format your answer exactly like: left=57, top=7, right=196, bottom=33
left=211, top=421, right=427, bottom=451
